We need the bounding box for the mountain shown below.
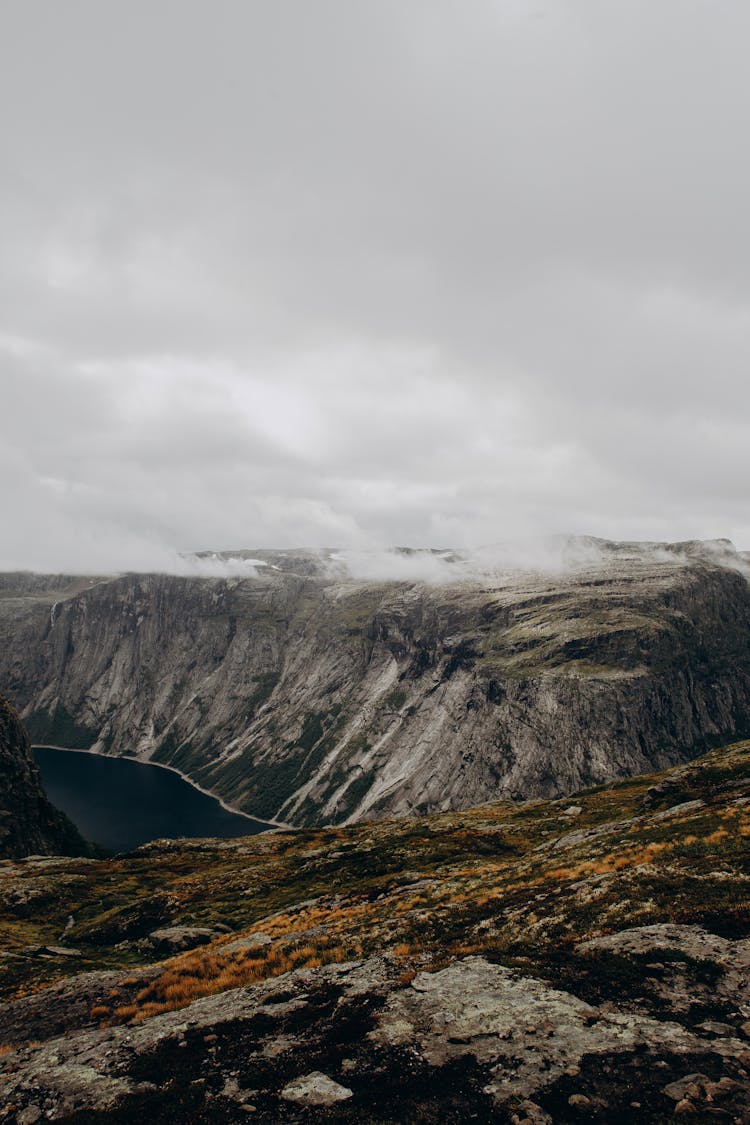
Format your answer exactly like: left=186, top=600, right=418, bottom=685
left=2, top=538, right=750, bottom=827
left=0, top=694, right=91, bottom=859
left=1, top=739, right=750, bottom=1121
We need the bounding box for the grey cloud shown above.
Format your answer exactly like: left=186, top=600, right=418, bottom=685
left=1, top=1, right=749, bottom=570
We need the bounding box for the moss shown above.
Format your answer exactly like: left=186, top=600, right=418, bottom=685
left=332, top=588, right=388, bottom=633
left=154, top=728, right=182, bottom=761
left=24, top=706, right=96, bottom=749
left=246, top=671, right=280, bottom=720
left=477, top=600, right=667, bottom=679
left=294, top=711, right=326, bottom=753
left=381, top=688, right=407, bottom=711
left=234, top=709, right=350, bottom=817
left=335, top=768, right=377, bottom=819
left=236, top=755, right=303, bottom=819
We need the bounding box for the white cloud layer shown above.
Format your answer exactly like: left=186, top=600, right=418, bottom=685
left=1, top=1, right=750, bottom=572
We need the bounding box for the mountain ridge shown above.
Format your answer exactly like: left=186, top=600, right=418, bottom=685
left=2, top=538, right=750, bottom=827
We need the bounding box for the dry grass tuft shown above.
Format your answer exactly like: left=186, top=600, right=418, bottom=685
left=111, top=935, right=362, bottom=1023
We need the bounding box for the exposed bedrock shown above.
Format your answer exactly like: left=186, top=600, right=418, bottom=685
left=2, top=542, right=750, bottom=826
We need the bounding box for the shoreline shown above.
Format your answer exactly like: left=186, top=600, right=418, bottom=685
left=31, top=743, right=293, bottom=832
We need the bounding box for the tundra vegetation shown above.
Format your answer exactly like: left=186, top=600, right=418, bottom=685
left=1, top=739, right=750, bottom=1121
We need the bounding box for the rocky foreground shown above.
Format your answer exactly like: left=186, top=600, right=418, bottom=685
left=2, top=739, right=750, bottom=1121
left=3, top=538, right=750, bottom=827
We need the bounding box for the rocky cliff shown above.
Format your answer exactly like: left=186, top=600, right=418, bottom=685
left=0, top=694, right=90, bottom=858
left=1, top=540, right=750, bottom=827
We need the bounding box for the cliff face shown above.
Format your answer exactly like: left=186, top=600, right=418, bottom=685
left=1, top=543, right=750, bottom=827
left=0, top=695, right=90, bottom=858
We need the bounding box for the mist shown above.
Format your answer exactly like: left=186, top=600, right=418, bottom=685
left=2, top=2, right=750, bottom=570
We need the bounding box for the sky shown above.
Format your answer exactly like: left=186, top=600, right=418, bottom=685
left=2, top=1, right=750, bottom=572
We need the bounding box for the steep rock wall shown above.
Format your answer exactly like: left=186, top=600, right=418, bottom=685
left=0, top=694, right=90, bottom=858
left=1, top=556, right=750, bottom=827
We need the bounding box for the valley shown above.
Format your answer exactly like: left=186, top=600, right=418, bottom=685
left=32, top=747, right=274, bottom=853
left=2, top=539, right=750, bottom=828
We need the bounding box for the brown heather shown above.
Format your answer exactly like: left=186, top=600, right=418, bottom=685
left=1, top=739, right=750, bottom=1032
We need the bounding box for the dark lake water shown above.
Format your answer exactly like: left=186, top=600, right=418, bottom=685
left=33, top=746, right=274, bottom=853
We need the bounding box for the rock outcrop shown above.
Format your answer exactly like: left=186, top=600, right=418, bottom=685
left=2, top=739, right=750, bottom=1120
left=2, top=540, right=750, bottom=826
left=0, top=695, right=90, bottom=859
left=4, top=951, right=750, bottom=1122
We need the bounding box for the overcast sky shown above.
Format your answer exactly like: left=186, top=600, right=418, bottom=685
left=2, top=1, right=749, bottom=571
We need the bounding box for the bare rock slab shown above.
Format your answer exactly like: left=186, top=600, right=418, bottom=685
left=140, top=925, right=217, bottom=954
left=281, top=1071, right=354, bottom=1106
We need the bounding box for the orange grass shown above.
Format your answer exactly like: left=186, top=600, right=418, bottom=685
left=111, top=936, right=361, bottom=1023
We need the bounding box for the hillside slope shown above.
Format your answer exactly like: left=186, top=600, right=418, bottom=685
left=1, top=740, right=750, bottom=1121
left=0, top=695, right=90, bottom=859
left=2, top=540, right=750, bottom=826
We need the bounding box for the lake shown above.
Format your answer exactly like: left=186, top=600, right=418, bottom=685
left=32, top=746, right=274, bottom=853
